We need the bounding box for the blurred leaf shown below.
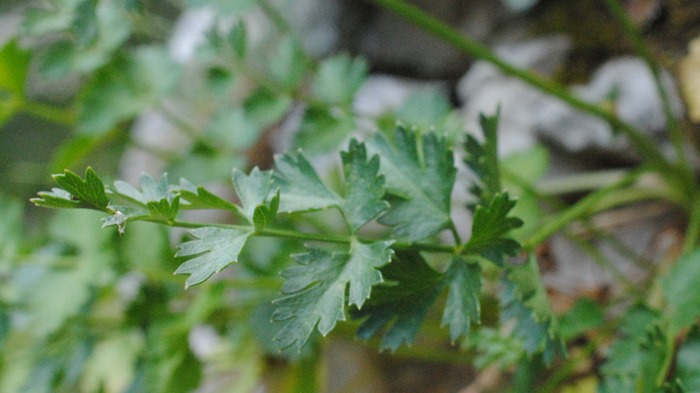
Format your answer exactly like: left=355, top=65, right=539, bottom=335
left=661, top=249, right=700, bottom=334
left=395, top=90, right=451, bottom=130
left=558, top=298, right=604, bottom=340
left=80, top=330, right=144, bottom=393
left=502, top=254, right=565, bottom=364
left=312, top=54, right=367, bottom=105
left=34, top=0, right=132, bottom=77
left=187, top=0, right=258, bottom=13
left=78, top=46, right=179, bottom=134
left=243, top=88, right=293, bottom=129
left=0, top=40, right=30, bottom=125
left=267, top=37, right=307, bottom=92
left=206, top=107, right=262, bottom=151
left=676, top=327, right=700, bottom=392
left=599, top=306, right=667, bottom=393
left=295, top=105, right=354, bottom=153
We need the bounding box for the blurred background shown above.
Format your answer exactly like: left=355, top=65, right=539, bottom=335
left=1, top=0, right=699, bottom=392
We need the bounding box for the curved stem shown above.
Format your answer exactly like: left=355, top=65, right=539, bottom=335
left=602, top=0, right=691, bottom=179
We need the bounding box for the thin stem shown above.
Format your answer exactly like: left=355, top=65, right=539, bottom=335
left=449, top=221, right=463, bottom=245
left=603, top=0, right=691, bottom=179
left=365, top=0, right=675, bottom=176
left=167, top=219, right=456, bottom=253
left=21, top=100, right=75, bottom=126
left=682, top=197, right=700, bottom=254
left=522, top=172, right=639, bottom=249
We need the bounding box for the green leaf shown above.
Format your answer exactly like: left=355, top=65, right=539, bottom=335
left=501, top=254, right=565, bottom=363
left=312, top=54, right=367, bottom=105
left=340, top=139, right=389, bottom=232
left=36, top=167, right=110, bottom=210
left=599, top=306, right=667, bottom=393
left=677, top=327, right=700, bottom=392
left=368, top=127, right=456, bottom=241
left=109, top=173, right=180, bottom=226
left=0, top=40, right=30, bottom=97
left=464, top=111, right=501, bottom=206
left=272, top=239, right=393, bottom=351
left=441, top=257, right=482, bottom=343
left=294, top=105, right=355, bottom=153
left=174, top=226, right=253, bottom=288
left=232, top=167, right=275, bottom=222
left=31, top=187, right=82, bottom=209
left=661, top=249, right=700, bottom=335
left=352, top=251, right=445, bottom=351
left=266, top=37, right=307, bottom=92
left=395, top=90, right=452, bottom=130
left=177, top=178, right=238, bottom=212
left=464, top=192, right=523, bottom=266
left=272, top=150, right=343, bottom=213
left=253, top=191, right=279, bottom=231
left=558, top=298, right=604, bottom=340
left=78, top=46, right=179, bottom=134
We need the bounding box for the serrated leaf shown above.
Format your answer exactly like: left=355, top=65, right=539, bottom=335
left=272, top=151, right=343, bottom=213
left=272, top=240, right=393, bottom=351
left=368, top=127, right=456, bottom=241
left=31, top=188, right=81, bottom=209
left=661, top=249, right=700, bottom=335
left=49, top=167, right=109, bottom=210
left=677, top=327, right=700, bottom=392
left=232, top=167, right=274, bottom=221
left=465, top=192, right=523, bottom=266
left=341, top=139, right=388, bottom=232
left=146, top=195, right=180, bottom=222
left=176, top=178, right=237, bottom=212
left=464, top=111, right=501, bottom=206
left=441, top=257, right=482, bottom=343
left=501, top=254, right=565, bottom=363
left=174, top=226, right=253, bottom=288
left=352, top=251, right=444, bottom=351
left=112, top=173, right=180, bottom=224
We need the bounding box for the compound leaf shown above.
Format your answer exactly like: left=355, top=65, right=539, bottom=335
left=272, top=150, right=343, bottom=213
left=174, top=226, right=253, bottom=288
left=368, top=127, right=455, bottom=241
left=341, top=139, right=388, bottom=232
left=352, top=251, right=445, bottom=351
left=441, top=257, right=482, bottom=343
left=465, top=192, right=522, bottom=266
left=272, top=240, right=393, bottom=351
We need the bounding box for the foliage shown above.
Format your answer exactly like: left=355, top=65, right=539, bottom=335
left=3, top=0, right=700, bottom=392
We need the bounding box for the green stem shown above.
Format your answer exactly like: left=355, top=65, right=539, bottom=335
left=21, top=100, right=75, bottom=126
left=682, top=196, right=700, bottom=254
left=522, top=172, right=639, bottom=249
left=365, top=0, right=674, bottom=175
left=168, top=219, right=456, bottom=253
left=603, top=0, right=691, bottom=181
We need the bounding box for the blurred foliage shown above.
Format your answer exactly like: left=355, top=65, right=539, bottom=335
left=2, top=0, right=700, bottom=392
